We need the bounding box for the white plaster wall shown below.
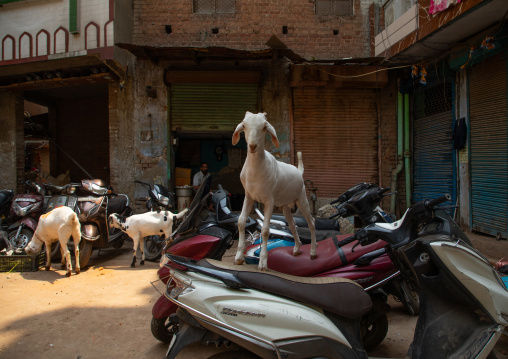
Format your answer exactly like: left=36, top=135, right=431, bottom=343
left=0, top=0, right=112, bottom=60
left=375, top=4, right=417, bottom=56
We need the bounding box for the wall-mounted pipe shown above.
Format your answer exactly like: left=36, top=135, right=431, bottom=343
left=404, top=93, right=411, bottom=208
left=390, top=91, right=404, bottom=213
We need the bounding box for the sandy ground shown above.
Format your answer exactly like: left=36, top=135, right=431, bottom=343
left=0, top=232, right=507, bottom=359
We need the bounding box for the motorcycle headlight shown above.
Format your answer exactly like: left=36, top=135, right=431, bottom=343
left=14, top=202, right=32, bottom=217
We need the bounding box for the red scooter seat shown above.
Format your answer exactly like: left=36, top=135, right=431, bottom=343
left=267, top=234, right=387, bottom=277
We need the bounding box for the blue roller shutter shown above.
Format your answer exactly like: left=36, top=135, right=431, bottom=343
left=469, top=53, right=508, bottom=238
left=412, top=82, right=456, bottom=207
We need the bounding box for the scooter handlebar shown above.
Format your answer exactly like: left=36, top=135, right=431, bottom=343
left=336, top=228, right=367, bottom=247
left=424, top=194, right=451, bottom=210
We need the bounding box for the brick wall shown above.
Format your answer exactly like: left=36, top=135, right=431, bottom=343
left=132, top=0, right=373, bottom=60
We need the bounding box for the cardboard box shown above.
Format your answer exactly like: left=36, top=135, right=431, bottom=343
left=175, top=167, right=191, bottom=179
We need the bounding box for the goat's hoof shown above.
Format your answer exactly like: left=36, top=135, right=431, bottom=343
left=130, top=263, right=135, bottom=268
left=235, top=259, right=244, bottom=265
left=75, top=269, right=80, bottom=275
left=45, top=266, right=50, bottom=271
left=310, top=254, right=317, bottom=260
left=65, top=271, right=71, bottom=277
left=140, top=260, right=145, bottom=265
left=292, top=250, right=301, bottom=256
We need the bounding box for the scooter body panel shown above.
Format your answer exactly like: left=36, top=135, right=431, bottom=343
left=430, top=240, right=508, bottom=325
left=173, top=271, right=352, bottom=347
left=169, top=235, right=222, bottom=260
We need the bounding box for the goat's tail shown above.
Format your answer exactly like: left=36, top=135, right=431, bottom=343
left=175, top=207, right=189, bottom=219
left=71, top=212, right=82, bottom=243
left=297, top=151, right=304, bottom=174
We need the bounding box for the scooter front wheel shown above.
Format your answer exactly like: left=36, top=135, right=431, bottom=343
left=360, top=312, right=389, bottom=350
left=8, top=228, right=33, bottom=251
left=151, top=315, right=179, bottom=343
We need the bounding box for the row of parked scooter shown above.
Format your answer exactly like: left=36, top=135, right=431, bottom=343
left=0, top=179, right=175, bottom=268
left=151, top=177, right=508, bottom=359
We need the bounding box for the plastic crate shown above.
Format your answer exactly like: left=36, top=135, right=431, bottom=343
left=0, top=252, right=46, bottom=272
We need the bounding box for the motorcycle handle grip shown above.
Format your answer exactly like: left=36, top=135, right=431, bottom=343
left=425, top=194, right=451, bottom=210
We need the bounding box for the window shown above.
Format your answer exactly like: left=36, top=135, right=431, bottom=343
left=193, top=0, right=235, bottom=14
left=315, top=0, right=353, bottom=16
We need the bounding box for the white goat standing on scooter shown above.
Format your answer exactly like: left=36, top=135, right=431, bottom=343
left=232, top=111, right=317, bottom=270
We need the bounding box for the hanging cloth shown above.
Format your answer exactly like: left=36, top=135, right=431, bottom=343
left=453, top=117, right=467, bottom=150
left=429, top=0, right=462, bottom=15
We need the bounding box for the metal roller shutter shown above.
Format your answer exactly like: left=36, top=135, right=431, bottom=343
left=169, top=83, right=259, bottom=132
left=292, top=87, right=378, bottom=198
left=469, top=53, right=508, bottom=238
left=412, top=82, right=456, bottom=207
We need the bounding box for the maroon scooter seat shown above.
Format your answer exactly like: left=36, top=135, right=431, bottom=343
left=267, top=234, right=387, bottom=277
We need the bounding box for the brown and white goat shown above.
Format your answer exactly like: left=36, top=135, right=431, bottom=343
left=232, top=111, right=317, bottom=270
left=25, top=206, right=82, bottom=277
left=108, top=208, right=188, bottom=267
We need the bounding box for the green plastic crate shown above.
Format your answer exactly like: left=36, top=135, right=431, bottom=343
left=0, top=252, right=46, bottom=272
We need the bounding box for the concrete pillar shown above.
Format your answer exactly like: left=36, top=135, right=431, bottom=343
left=0, top=91, right=24, bottom=192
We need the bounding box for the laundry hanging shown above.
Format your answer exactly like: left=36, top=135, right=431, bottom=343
left=429, top=0, right=462, bottom=15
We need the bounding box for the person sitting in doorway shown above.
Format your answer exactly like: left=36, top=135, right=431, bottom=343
left=193, top=162, right=209, bottom=191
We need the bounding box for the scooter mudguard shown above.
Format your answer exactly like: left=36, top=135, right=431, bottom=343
left=81, top=223, right=100, bottom=241
left=167, top=235, right=222, bottom=260
left=267, top=235, right=387, bottom=277
left=152, top=294, right=178, bottom=319
left=8, top=217, right=38, bottom=232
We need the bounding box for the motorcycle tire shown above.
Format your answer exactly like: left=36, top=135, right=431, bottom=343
left=360, top=312, right=389, bottom=351
left=151, top=316, right=179, bottom=343
left=144, top=235, right=164, bottom=262
left=8, top=228, right=33, bottom=251
left=207, top=350, right=261, bottom=359
left=77, top=239, right=93, bottom=268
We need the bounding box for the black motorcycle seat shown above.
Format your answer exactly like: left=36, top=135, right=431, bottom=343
left=0, top=190, right=13, bottom=207
left=199, top=258, right=372, bottom=319
left=270, top=214, right=340, bottom=231
left=108, top=196, right=128, bottom=214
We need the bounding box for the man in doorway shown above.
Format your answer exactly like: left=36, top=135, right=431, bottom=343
left=193, top=162, right=209, bottom=191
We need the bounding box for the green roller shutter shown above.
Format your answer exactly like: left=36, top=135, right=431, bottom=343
left=170, top=83, right=258, bottom=132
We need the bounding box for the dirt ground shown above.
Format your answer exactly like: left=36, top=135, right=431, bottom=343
left=0, top=232, right=507, bottom=359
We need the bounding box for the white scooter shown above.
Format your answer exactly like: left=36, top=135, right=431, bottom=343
left=161, top=194, right=508, bottom=359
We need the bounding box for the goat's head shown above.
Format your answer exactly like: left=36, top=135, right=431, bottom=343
left=24, top=232, right=43, bottom=256
left=232, top=112, right=279, bottom=153
left=108, top=214, right=119, bottom=228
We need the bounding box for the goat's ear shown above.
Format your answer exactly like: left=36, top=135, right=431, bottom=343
left=265, top=122, right=280, bottom=149
left=232, top=122, right=244, bottom=145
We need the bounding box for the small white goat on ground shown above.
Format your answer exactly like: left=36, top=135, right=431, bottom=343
left=232, top=111, right=317, bottom=270
left=25, top=206, right=81, bottom=277
left=108, top=208, right=188, bottom=268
